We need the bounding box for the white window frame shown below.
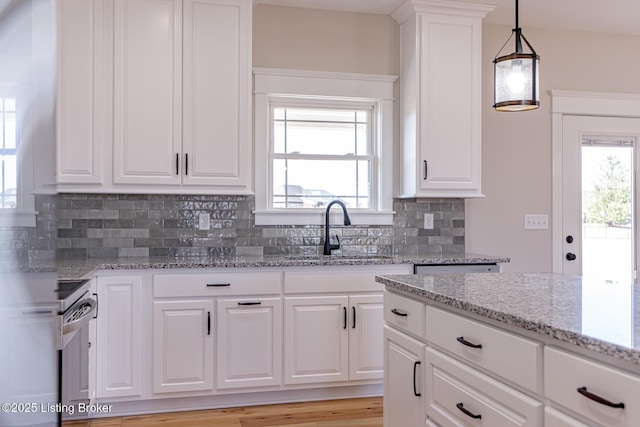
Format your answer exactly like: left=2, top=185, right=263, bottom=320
left=254, top=68, right=397, bottom=226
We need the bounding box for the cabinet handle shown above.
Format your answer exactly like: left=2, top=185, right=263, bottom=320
left=207, top=311, right=211, bottom=336
left=22, top=310, right=53, bottom=315
left=185, top=153, right=189, bottom=175
left=413, top=361, right=421, bottom=397
left=175, top=153, right=179, bottom=175
left=343, top=307, right=347, bottom=329
left=206, top=283, right=231, bottom=287
left=423, top=160, right=428, bottom=180
left=456, top=403, right=481, bottom=419
left=577, top=387, right=625, bottom=409
left=391, top=308, right=408, bottom=317
left=237, top=301, right=261, bottom=306
left=457, top=336, right=482, bottom=349
left=93, top=292, right=99, bottom=319
left=352, top=306, right=356, bottom=329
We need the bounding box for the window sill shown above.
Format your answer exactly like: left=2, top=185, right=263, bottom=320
left=254, top=210, right=395, bottom=226
left=0, top=210, right=37, bottom=227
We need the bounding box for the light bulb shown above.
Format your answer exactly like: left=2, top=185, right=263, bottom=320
left=506, top=67, right=526, bottom=95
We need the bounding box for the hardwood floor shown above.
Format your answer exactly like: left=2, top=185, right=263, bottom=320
left=62, top=397, right=383, bottom=427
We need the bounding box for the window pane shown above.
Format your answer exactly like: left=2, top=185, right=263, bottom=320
left=3, top=112, right=16, bottom=149
left=1, top=154, right=17, bottom=208
left=355, top=123, right=367, bottom=155
left=271, top=158, right=370, bottom=209
left=285, top=108, right=358, bottom=123
left=284, top=121, right=360, bottom=155
left=273, top=106, right=369, bottom=155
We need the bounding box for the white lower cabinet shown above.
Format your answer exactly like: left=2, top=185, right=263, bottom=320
left=284, top=295, right=350, bottom=385
left=544, top=347, right=640, bottom=427
left=283, top=293, right=385, bottom=385
left=425, top=347, right=542, bottom=427
left=152, top=300, right=214, bottom=394
left=216, top=297, right=282, bottom=389
left=95, top=275, right=143, bottom=399
left=383, top=325, right=426, bottom=427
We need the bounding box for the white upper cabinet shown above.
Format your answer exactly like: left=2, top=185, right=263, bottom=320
left=112, top=0, right=183, bottom=186
left=56, top=0, right=108, bottom=185
left=57, top=0, right=252, bottom=193
left=393, top=1, right=494, bottom=198
left=181, top=0, right=251, bottom=188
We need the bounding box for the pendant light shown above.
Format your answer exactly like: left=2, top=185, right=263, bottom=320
left=493, top=0, right=539, bottom=111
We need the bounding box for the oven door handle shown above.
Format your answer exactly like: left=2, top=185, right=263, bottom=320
left=63, top=298, right=97, bottom=335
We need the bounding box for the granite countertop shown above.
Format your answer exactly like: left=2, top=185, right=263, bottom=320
left=52, top=253, right=509, bottom=281
left=376, top=272, right=640, bottom=368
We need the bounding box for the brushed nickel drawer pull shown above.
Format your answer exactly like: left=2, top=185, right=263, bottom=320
left=577, top=387, right=625, bottom=409
left=457, top=336, right=482, bottom=349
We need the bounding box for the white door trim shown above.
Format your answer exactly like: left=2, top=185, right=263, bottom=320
left=550, top=90, right=640, bottom=273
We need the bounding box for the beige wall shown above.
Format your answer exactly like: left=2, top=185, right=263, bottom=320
left=253, top=5, right=399, bottom=75
left=466, top=24, right=640, bottom=272
left=253, top=6, right=640, bottom=273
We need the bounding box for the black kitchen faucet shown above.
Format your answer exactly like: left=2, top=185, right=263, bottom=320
left=323, top=200, right=351, bottom=255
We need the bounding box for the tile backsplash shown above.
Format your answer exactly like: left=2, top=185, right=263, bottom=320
left=53, top=194, right=464, bottom=259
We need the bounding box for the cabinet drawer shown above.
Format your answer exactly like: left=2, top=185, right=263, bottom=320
left=153, top=270, right=281, bottom=298
left=425, top=347, right=542, bottom=427
left=284, top=266, right=410, bottom=294
left=384, top=291, right=426, bottom=339
left=544, top=347, right=640, bottom=427
left=545, top=407, right=590, bottom=427
left=426, top=306, right=540, bottom=392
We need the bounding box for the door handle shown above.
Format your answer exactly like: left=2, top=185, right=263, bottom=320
left=566, top=252, right=577, bottom=261
left=413, top=361, right=421, bottom=396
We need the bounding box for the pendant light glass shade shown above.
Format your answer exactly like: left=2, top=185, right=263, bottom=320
left=493, top=1, right=540, bottom=111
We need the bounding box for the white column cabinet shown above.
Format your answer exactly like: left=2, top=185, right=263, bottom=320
left=95, top=275, right=143, bottom=399
left=152, top=300, right=214, bottom=393
left=216, top=297, right=282, bottom=389
left=393, top=1, right=493, bottom=198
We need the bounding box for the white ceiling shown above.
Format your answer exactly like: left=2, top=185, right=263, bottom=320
left=255, top=0, right=640, bottom=36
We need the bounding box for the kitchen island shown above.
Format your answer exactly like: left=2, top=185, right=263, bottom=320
left=378, top=272, right=640, bottom=427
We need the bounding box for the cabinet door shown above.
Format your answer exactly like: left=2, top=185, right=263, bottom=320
left=216, top=297, right=282, bottom=389
left=153, top=300, right=214, bottom=394
left=417, top=13, right=482, bottom=195
left=284, top=296, right=349, bottom=385
left=62, top=324, right=90, bottom=403
left=349, top=294, right=384, bottom=381
left=182, top=0, right=251, bottom=189
left=56, top=0, right=106, bottom=184
left=112, top=0, right=182, bottom=185
left=383, top=325, right=426, bottom=427
left=96, top=276, right=143, bottom=398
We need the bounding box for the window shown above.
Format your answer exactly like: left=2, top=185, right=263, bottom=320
left=272, top=104, right=373, bottom=210
left=0, top=97, right=17, bottom=209
left=254, top=68, right=397, bottom=226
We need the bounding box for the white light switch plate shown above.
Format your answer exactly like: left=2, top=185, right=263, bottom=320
left=198, top=213, right=210, bottom=230
left=524, top=214, right=548, bottom=229
left=424, top=213, right=434, bottom=230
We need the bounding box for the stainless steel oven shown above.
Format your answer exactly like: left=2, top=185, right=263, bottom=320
left=56, top=279, right=98, bottom=425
